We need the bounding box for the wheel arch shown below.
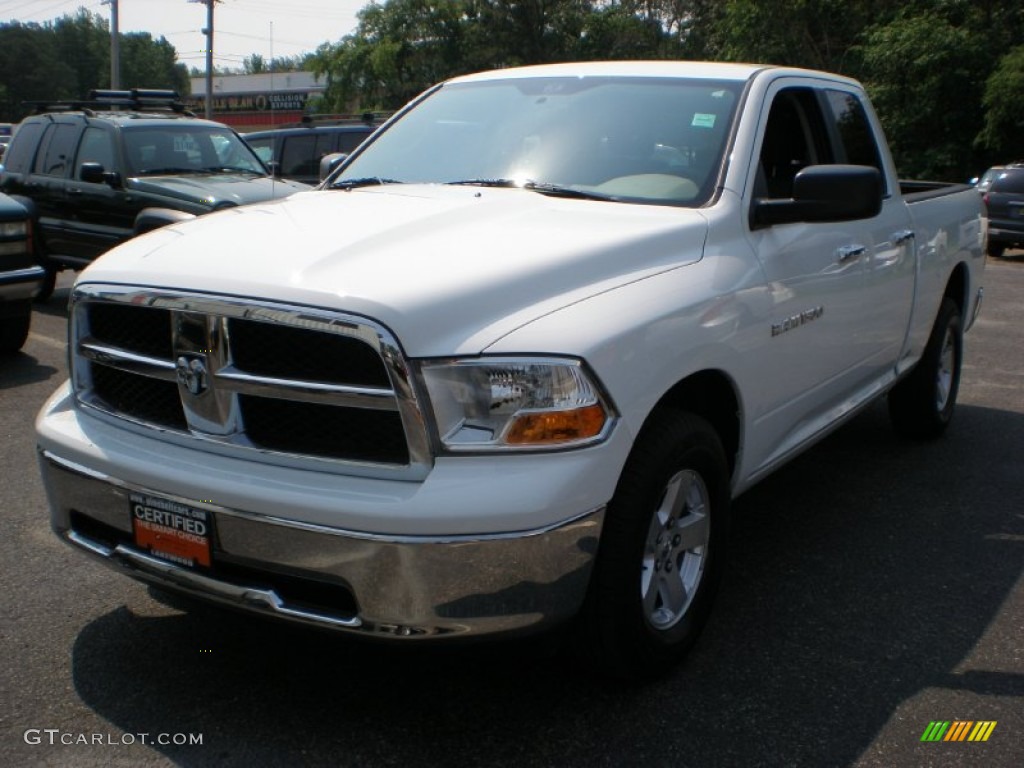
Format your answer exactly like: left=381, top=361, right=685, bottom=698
left=644, top=369, right=742, bottom=480
left=943, top=261, right=969, bottom=316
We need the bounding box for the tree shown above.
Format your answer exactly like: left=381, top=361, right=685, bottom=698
left=0, top=11, right=189, bottom=122
left=977, top=46, right=1024, bottom=160
left=857, top=11, right=989, bottom=179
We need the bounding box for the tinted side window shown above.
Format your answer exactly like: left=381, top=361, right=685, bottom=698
left=2, top=121, right=45, bottom=174
left=336, top=131, right=369, bottom=155
left=76, top=127, right=116, bottom=176
left=35, top=123, right=81, bottom=177
left=758, top=88, right=833, bottom=199
left=825, top=91, right=883, bottom=174
left=280, top=134, right=317, bottom=177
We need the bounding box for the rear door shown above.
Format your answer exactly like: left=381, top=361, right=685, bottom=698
left=28, top=119, right=83, bottom=258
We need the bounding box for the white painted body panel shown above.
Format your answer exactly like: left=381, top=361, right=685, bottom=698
left=40, top=61, right=985, bottom=535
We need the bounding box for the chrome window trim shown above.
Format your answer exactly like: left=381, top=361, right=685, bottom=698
left=70, top=284, right=433, bottom=481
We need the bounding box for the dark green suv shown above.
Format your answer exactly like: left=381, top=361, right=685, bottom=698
left=0, top=90, right=308, bottom=299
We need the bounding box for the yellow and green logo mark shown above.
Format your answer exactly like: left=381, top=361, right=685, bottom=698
left=921, top=721, right=997, bottom=742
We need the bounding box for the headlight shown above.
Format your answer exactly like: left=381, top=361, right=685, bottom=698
left=418, top=358, right=613, bottom=451
left=0, top=219, right=27, bottom=237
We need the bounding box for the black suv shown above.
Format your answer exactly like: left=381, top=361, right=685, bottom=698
left=981, top=163, right=1024, bottom=257
left=243, top=114, right=386, bottom=185
left=0, top=90, right=308, bottom=298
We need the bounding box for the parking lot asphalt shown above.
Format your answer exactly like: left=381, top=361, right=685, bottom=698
left=1, top=259, right=1022, bottom=767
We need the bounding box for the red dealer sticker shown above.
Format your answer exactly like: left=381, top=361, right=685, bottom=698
left=130, top=492, right=212, bottom=567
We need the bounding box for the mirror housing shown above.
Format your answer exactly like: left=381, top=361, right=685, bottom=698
left=80, top=162, right=122, bottom=188
left=319, top=152, right=348, bottom=183
left=752, top=165, right=883, bottom=228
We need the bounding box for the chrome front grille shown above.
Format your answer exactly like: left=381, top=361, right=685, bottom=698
left=71, top=286, right=432, bottom=479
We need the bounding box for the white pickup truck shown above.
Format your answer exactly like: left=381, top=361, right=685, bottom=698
left=37, top=62, right=985, bottom=679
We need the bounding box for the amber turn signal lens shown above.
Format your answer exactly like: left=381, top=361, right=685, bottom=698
left=504, top=404, right=607, bottom=445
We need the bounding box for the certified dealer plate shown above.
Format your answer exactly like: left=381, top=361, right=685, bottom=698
left=130, top=492, right=213, bottom=567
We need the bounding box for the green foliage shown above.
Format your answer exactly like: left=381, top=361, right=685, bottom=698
left=977, top=46, right=1024, bottom=157
left=4, top=1, right=1020, bottom=177
left=856, top=10, right=990, bottom=180
left=0, top=11, right=188, bottom=122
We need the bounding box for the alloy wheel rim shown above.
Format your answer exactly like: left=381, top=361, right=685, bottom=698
left=641, top=469, right=710, bottom=631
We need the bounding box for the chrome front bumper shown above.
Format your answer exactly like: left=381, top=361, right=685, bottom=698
left=40, top=450, right=604, bottom=638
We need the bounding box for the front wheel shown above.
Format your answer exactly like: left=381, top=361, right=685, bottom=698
left=578, top=410, right=730, bottom=681
left=888, top=297, right=963, bottom=439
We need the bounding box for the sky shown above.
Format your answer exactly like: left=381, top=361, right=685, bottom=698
left=2, top=0, right=366, bottom=70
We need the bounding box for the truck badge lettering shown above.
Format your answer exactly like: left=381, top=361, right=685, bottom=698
left=772, top=306, right=825, bottom=337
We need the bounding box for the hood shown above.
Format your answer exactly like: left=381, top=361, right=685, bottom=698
left=127, top=173, right=308, bottom=208
left=82, top=185, right=709, bottom=356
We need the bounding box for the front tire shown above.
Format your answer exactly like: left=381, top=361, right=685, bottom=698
left=888, top=297, right=962, bottom=439
left=579, top=410, right=729, bottom=681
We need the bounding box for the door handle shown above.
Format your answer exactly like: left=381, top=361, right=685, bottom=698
left=892, top=230, right=915, bottom=246
left=837, top=245, right=866, bottom=264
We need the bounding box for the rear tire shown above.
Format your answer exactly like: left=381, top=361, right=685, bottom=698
left=888, top=297, right=962, bottom=439
left=986, top=242, right=1005, bottom=259
left=578, top=410, right=729, bottom=681
left=0, top=302, right=31, bottom=354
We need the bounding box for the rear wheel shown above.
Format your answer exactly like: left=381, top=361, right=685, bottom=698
left=888, top=297, right=962, bottom=439
left=578, top=410, right=729, bottom=681
left=986, top=242, right=1005, bottom=259
left=0, top=301, right=32, bottom=354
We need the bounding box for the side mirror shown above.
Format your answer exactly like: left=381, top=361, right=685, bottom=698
left=319, top=152, right=348, bottom=182
left=267, top=160, right=282, bottom=178
left=80, top=162, right=123, bottom=188
left=752, top=165, right=883, bottom=228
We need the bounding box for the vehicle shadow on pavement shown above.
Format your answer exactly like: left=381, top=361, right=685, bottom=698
left=31, top=286, right=73, bottom=319
left=0, top=351, right=58, bottom=390
left=68, top=402, right=1023, bottom=768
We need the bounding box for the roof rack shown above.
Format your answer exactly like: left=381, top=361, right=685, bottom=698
left=298, top=111, right=393, bottom=127
left=25, top=89, right=196, bottom=116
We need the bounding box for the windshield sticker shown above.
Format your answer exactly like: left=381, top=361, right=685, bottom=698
left=692, top=113, right=717, bottom=129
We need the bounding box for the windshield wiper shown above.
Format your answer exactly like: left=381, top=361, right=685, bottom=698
left=330, top=177, right=402, bottom=190
left=137, top=167, right=198, bottom=175
left=445, top=178, right=519, bottom=188
left=522, top=181, right=615, bottom=201
left=202, top=166, right=264, bottom=175
left=445, top=178, right=614, bottom=201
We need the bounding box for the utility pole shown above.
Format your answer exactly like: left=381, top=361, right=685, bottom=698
left=105, top=0, right=120, bottom=88
left=191, top=0, right=218, bottom=118
left=203, top=0, right=215, bottom=118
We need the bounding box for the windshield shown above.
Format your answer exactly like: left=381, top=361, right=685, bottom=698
left=333, top=76, right=742, bottom=206
left=123, top=125, right=268, bottom=176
